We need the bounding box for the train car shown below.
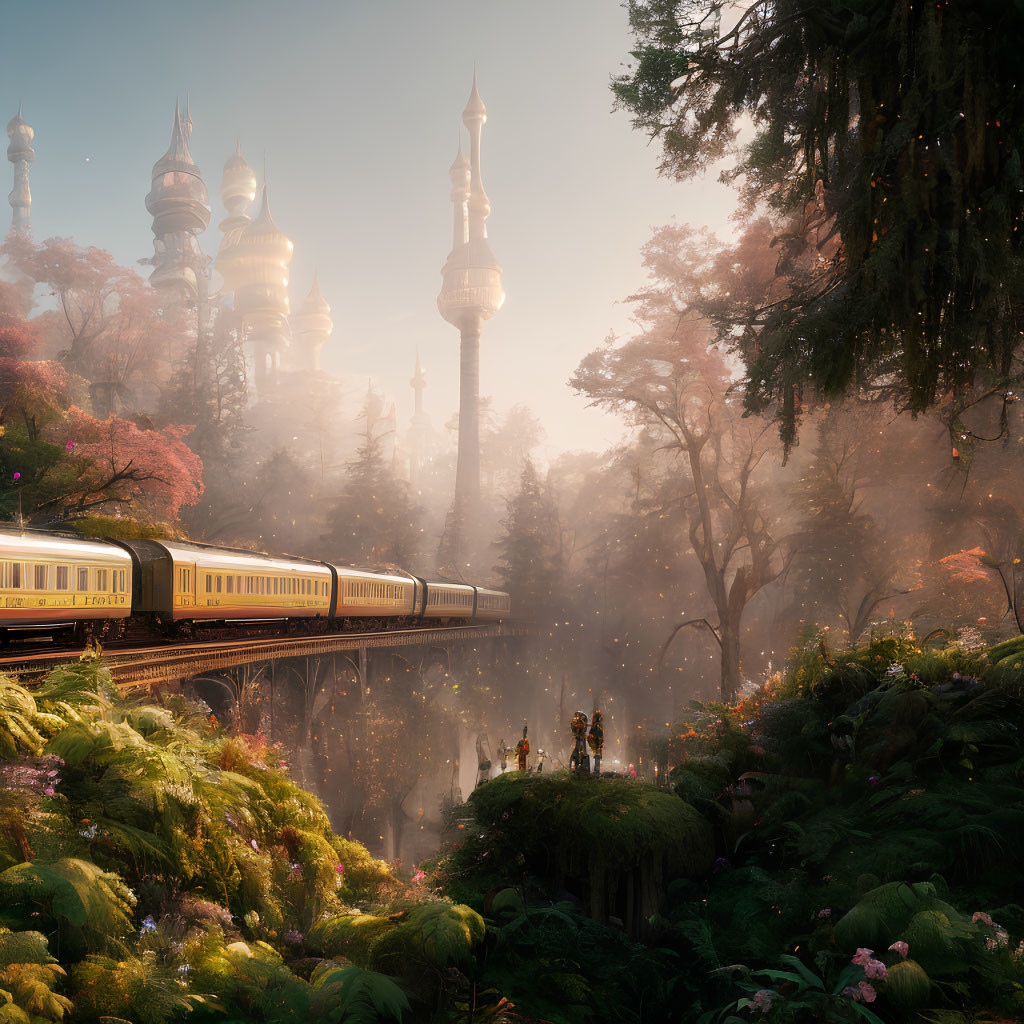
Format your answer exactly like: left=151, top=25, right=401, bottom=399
left=420, top=578, right=477, bottom=620
left=113, top=539, right=332, bottom=624
left=0, top=528, right=132, bottom=636
left=473, top=587, right=510, bottom=621
left=329, top=565, right=418, bottom=620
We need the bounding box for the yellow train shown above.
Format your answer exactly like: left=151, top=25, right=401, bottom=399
left=0, top=528, right=510, bottom=641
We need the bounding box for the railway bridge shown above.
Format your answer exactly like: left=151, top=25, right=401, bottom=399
left=1, top=622, right=528, bottom=857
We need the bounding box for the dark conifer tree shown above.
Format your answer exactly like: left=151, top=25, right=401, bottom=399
left=494, top=459, right=562, bottom=611
left=324, top=413, right=422, bottom=568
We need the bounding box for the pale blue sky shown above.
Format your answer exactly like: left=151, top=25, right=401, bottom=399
left=4, top=0, right=737, bottom=455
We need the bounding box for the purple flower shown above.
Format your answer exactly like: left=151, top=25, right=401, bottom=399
left=751, top=990, right=774, bottom=1013
left=140, top=915, right=157, bottom=933
left=864, top=959, right=887, bottom=980
left=817, top=908, right=832, bottom=919
left=868, top=776, right=879, bottom=786
left=283, top=930, right=304, bottom=944
left=713, top=857, right=730, bottom=873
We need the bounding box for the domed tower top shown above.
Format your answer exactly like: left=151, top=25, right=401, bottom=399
left=7, top=104, right=34, bottom=165
left=236, top=184, right=294, bottom=284
left=462, top=68, right=487, bottom=126
left=221, top=141, right=257, bottom=219
left=145, top=100, right=211, bottom=240
left=292, top=270, right=333, bottom=373
left=438, top=72, right=504, bottom=330
left=216, top=142, right=258, bottom=294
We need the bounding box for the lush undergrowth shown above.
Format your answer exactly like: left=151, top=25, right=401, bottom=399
left=2, top=631, right=1023, bottom=1023
left=0, top=652, right=494, bottom=1023
left=429, top=631, right=1024, bottom=1024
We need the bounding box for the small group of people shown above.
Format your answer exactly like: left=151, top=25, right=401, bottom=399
left=485, top=709, right=606, bottom=783
left=569, top=709, right=603, bottom=775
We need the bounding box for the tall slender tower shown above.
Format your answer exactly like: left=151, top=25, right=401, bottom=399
left=231, top=182, right=294, bottom=391
left=215, top=142, right=258, bottom=296
left=292, top=271, right=333, bottom=372
left=409, top=348, right=431, bottom=486
left=7, top=104, right=34, bottom=235
left=144, top=101, right=211, bottom=306
left=437, top=71, right=505, bottom=560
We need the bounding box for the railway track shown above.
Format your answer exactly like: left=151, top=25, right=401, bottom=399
left=0, top=622, right=528, bottom=691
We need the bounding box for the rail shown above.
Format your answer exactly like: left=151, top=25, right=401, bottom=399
left=0, top=622, right=529, bottom=691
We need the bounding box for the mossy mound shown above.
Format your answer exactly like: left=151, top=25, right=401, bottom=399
left=437, top=772, right=713, bottom=906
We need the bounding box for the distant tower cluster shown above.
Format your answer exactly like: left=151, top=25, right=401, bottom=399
left=144, top=101, right=211, bottom=306
left=7, top=104, right=34, bottom=235
left=142, top=101, right=332, bottom=393
left=437, top=71, right=505, bottom=555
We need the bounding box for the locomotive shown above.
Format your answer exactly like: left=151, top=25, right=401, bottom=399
left=0, top=527, right=510, bottom=643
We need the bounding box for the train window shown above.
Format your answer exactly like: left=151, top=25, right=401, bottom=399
left=97, top=569, right=107, bottom=591
left=34, top=565, right=46, bottom=589
left=226, top=576, right=234, bottom=594
left=120, top=570, right=126, bottom=593
left=56, top=565, right=68, bottom=590
left=216, top=576, right=222, bottom=593
left=206, top=573, right=212, bottom=591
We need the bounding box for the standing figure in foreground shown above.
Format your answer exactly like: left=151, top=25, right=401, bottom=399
left=588, top=710, right=604, bottom=777
left=515, top=724, right=529, bottom=772
left=569, top=711, right=590, bottom=774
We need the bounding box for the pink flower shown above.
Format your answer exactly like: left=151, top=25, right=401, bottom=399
left=12, top=472, right=20, bottom=481
left=751, top=989, right=774, bottom=1013
left=43, top=787, right=55, bottom=797
left=843, top=986, right=862, bottom=1002
left=852, top=948, right=874, bottom=966
left=858, top=982, right=877, bottom=1003
left=817, top=908, right=832, bottom=919
left=250, top=839, right=258, bottom=851
left=66, top=441, right=75, bottom=451
left=336, top=863, right=345, bottom=875
left=864, top=959, right=887, bottom=980
left=888, top=941, right=909, bottom=958
left=412, top=869, right=426, bottom=883
left=972, top=911, right=994, bottom=926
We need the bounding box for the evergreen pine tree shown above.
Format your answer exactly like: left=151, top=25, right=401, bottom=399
left=494, top=459, right=561, bottom=611
left=324, top=410, right=422, bottom=568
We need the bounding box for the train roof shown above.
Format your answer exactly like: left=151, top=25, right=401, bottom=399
left=119, top=538, right=330, bottom=574
left=0, top=528, right=131, bottom=564
left=328, top=564, right=416, bottom=585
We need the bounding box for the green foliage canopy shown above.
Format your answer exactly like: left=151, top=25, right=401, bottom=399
left=614, top=0, right=1024, bottom=445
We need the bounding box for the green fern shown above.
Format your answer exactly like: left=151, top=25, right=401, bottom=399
left=0, top=859, right=135, bottom=948
left=309, top=962, right=410, bottom=1024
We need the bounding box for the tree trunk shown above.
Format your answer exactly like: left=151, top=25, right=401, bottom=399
left=720, top=627, right=742, bottom=702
